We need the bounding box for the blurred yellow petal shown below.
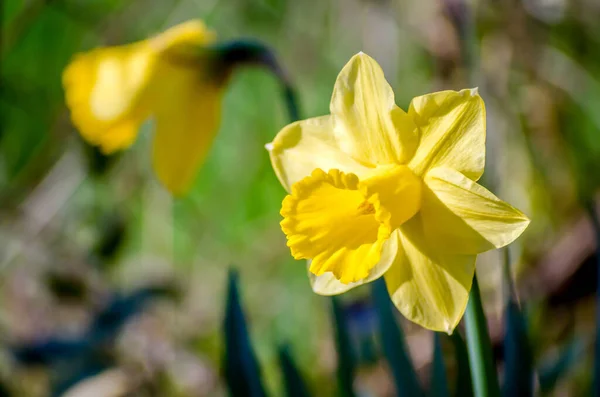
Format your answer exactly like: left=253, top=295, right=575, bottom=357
left=330, top=53, right=418, bottom=165
left=149, top=19, right=215, bottom=53
left=408, top=89, right=486, bottom=180
left=62, top=19, right=216, bottom=156
left=142, top=20, right=219, bottom=195
left=62, top=43, right=154, bottom=153
left=420, top=167, right=530, bottom=254
left=151, top=69, right=223, bottom=196
left=267, top=116, right=372, bottom=192
left=281, top=168, right=391, bottom=284
left=385, top=218, right=476, bottom=332
left=308, top=235, right=398, bottom=295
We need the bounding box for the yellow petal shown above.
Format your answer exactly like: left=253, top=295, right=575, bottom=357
left=148, top=20, right=219, bottom=195
left=330, top=52, right=418, bottom=165
left=62, top=19, right=216, bottom=155
left=150, top=66, right=223, bottom=196
left=408, top=89, right=486, bottom=181
left=308, top=235, right=398, bottom=295
left=421, top=166, right=530, bottom=254
left=280, top=168, right=392, bottom=284
left=148, top=19, right=215, bottom=54
left=62, top=43, right=154, bottom=153
left=267, top=116, right=372, bottom=192
left=385, top=219, right=476, bottom=332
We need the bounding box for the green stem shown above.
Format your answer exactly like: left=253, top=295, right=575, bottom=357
left=464, top=275, right=501, bottom=397
left=281, top=84, right=300, bottom=123
left=209, top=40, right=300, bottom=123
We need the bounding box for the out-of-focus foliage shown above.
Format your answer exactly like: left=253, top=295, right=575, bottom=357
left=451, top=331, right=474, bottom=397
left=502, top=257, right=534, bottom=397
left=223, top=271, right=267, bottom=397
left=331, top=296, right=357, bottom=397
left=372, top=279, right=423, bottom=397
left=278, top=345, right=312, bottom=397
left=3, top=0, right=600, bottom=395
left=430, top=333, right=450, bottom=397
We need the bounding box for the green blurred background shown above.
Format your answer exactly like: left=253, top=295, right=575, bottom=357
left=2, top=0, right=600, bottom=395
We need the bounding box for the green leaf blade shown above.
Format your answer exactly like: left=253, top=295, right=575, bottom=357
left=371, top=279, right=423, bottom=397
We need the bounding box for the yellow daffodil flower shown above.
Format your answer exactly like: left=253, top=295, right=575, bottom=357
left=63, top=20, right=222, bottom=195
left=267, top=52, right=530, bottom=332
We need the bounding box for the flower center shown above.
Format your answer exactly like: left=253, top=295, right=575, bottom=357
left=280, top=165, right=422, bottom=284
left=358, top=164, right=423, bottom=230
left=357, top=200, right=376, bottom=215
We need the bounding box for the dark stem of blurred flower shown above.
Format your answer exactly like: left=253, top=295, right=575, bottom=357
left=282, top=84, right=300, bottom=122
left=210, top=40, right=300, bottom=123
left=464, top=276, right=501, bottom=397
left=584, top=200, right=600, bottom=397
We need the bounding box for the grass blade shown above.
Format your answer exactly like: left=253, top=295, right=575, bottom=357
left=331, top=296, right=356, bottom=397
left=430, top=333, right=450, bottom=397
left=451, top=332, right=474, bottom=397
left=502, top=250, right=534, bottom=397
left=538, top=338, right=585, bottom=395
left=223, top=270, right=268, bottom=397
left=371, top=279, right=423, bottom=397
left=464, top=275, right=500, bottom=397
left=278, top=344, right=312, bottom=397
left=502, top=299, right=534, bottom=397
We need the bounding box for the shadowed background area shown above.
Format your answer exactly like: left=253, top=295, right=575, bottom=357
left=1, top=0, right=600, bottom=395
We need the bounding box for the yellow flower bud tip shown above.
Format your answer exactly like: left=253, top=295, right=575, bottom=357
left=269, top=52, right=530, bottom=331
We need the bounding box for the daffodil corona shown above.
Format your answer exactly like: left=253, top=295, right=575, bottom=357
left=63, top=20, right=222, bottom=195
left=267, top=52, right=530, bottom=332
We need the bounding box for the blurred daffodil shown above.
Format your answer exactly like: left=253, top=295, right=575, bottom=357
left=63, top=20, right=223, bottom=195
left=267, top=52, right=529, bottom=332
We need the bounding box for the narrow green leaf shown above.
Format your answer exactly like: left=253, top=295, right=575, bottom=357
left=371, top=279, right=423, bottom=397
left=502, top=300, right=534, bottom=397
left=450, top=332, right=474, bottom=397
left=430, top=333, right=450, bottom=397
left=464, top=275, right=501, bottom=397
left=223, top=270, right=268, bottom=397
left=278, top=344, right=312, bottom=397
left=331, top=296, right=356, bottom=397
left=358, top=333, right=378, bottom=366
left=502, top=251, right=534, bottom=397
left=538, top=338, right=585, bottom=395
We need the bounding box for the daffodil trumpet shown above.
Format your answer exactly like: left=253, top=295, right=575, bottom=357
left=63, top=20, right=299, bottom=195
left=267, top=52, right=530, bottom=333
